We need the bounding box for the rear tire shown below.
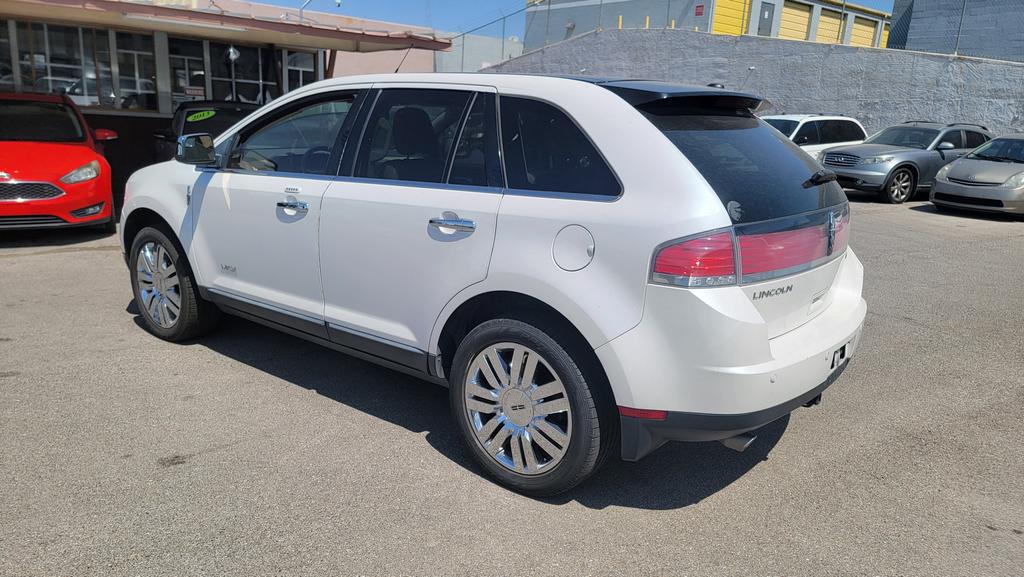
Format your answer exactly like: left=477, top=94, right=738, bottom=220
left=129, top=226, right=220, bottom=341
left=449, top=318, right=611, bottom=496
left=883, top=167, right=916, bottom=204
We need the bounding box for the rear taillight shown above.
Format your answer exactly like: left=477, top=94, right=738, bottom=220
left=651, top=207, right=849, bottom=287
left=651, top=231, right=736, bottom=287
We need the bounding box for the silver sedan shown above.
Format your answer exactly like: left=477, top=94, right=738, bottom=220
left=931, top=135, right=1024, bottom=216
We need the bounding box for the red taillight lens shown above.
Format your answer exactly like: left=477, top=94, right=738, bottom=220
left=652, top=231, right=736, bottom=287
left=738, top=212, right=849, bottom=282
left=618, top=406, right=668, bottom=421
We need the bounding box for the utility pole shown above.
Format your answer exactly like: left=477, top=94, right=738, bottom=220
left=953, top=0, right=968, bottom=55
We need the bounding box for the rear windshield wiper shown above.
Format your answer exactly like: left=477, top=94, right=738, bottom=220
left=803, top=168, right=838, bottom=188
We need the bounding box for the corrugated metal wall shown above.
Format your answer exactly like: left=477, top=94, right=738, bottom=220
left=779, top=1, right=812, bottom=40
left=712, top=0, right=750, bottom=35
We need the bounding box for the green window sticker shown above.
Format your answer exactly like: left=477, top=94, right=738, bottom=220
left=186, top=110, right=216, bottom=122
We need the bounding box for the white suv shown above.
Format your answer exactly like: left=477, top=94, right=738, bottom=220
left=762, top=114, right=867, bottom=157
left=120, top=74, right=867, bottom=495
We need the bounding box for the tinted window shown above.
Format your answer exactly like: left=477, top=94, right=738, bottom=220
left=763, top=118, right=798, bottom=136
left=965, top=130, right=988, bottom=148
left=967, top=138, right=1024, bottom=163
left=793, top=121, right=820, bottom=145
left=640, top=109, right=846, bottom=223
left=0, top=100, right=84, bottom=142
left=500, top=96, right=620, bottom=196
left=940, top=130, right=964, bottom=148
left=821, top=120, right=865, bottom=143
left=228, top=95, right=355, bottom=174
left=448, top=93, right=502, bottom=187
left=354, top=89, right=472, bottom=184
left=864, top=126, right=939, bottom=149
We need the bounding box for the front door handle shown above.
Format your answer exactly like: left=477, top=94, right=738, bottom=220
left=429, top=217, right=475, bottom=233
left=277, top=200, right=308, bottom=212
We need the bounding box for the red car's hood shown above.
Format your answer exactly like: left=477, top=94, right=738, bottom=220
left=0, top=141, right=100, bottom=182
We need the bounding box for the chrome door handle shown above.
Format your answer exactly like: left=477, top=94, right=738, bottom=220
left=277, top=200, right=309, bottom=212
left=429, top=217, right=475, bottom=233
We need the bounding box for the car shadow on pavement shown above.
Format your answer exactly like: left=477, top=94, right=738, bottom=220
left=134, top=309, right=786, bottom=511
left=909, top=203, right=1022, bottom=222
left=0, top=227, right=114, bottom=248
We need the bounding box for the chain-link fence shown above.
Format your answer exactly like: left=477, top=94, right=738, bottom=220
left=888, top=0, right=1024, bottom=63
left=439, top=0, right=1024, bottom=73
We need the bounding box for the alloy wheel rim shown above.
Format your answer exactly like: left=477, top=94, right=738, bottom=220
left=136, top=241, right=181, bottom=329
left=463, top=343, right=572, bottom=476
left=891, top=171, right=911, bottom=201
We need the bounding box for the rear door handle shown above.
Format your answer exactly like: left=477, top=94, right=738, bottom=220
left=429, top=217, right=475, bottom=233
left=277, top=200, right=308, bottom=212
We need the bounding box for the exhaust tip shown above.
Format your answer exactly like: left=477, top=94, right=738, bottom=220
left=720, top=432, right=757, bottom=453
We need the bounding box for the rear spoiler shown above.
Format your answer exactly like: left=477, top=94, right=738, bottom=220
left=595, top=80, right=762, bottom=111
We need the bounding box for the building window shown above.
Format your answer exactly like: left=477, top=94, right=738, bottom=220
left=285, top=50, right=317, bottom=91
left=116, top=32, right=156, bottom=110
left=169, top=37, right=206, bottom=106
left=15, top=22, right=115, bottom=108
left=209, top=42, right=279, bottom=104
left=0, top=21, right=12, bottom=91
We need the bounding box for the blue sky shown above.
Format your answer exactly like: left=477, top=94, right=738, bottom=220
left=263, top=0, right=895, bottom=34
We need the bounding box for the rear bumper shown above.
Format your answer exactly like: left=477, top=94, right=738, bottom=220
left=596, top=249, right=866, bottom=461
left=620, top=361, right=848, bottom=461
left=931, top=181, right=1024, bottom=214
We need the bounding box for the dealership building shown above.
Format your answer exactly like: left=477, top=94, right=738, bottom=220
left=0, top=0, right=449, bottom=196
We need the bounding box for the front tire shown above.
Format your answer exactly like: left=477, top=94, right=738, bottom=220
left=450, top=318, right=609, bottom=496
left=883, top=167, right=916, bottom=204
left=129, top=226, right=219, bottom=341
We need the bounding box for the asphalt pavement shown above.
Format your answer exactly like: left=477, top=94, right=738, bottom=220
left=1, top=198, right=1022, bottom=577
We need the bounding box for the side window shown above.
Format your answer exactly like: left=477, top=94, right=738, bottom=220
left=499, top=96, right=619, bottom=196
left=845, top=121, right=867, bottom=141
left=353, top=88, right=472, bottom=184
left=228, top=94, right=356, bottom=174
left=793, top=121, right=820, bottom=145
left=940, top=130, right=964, bottom=149
left=448, top=93, right=502, bottom=187
left=825, top=120, right=866, bottom=142
left=965, top=131, right=988, bottom=148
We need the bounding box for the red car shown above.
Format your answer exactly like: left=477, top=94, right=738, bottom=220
left=0, top=92, right=118, bottom=232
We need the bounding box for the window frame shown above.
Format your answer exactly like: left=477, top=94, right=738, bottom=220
left=221, top=88, right=366, bottom=178
left=495, top=93, right=623, bottom=201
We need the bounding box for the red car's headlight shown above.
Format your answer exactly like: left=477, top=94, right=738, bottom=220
left=60, top=160, right=100, bottom=184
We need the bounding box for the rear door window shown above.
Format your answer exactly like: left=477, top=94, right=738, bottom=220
left=940, top=130, right=964, bottom=149
left=793, top=121, right=820, bottom=146
left=639, top=104, right=846, bottom=224
left=965, top=130, right=988, bottom=148
left=499, top=96, right=620, bottom=197
left=821, top=120, right=865, bottom=143
left=447, top=93, right=502, bottom=187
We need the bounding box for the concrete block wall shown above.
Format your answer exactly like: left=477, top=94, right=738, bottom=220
left=890, top=0, right=1024, bottom=63
left=488, top=28, right=1024, bottom=135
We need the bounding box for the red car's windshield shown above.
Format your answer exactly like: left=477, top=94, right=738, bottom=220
left=0, top=100, right=85, bottom=142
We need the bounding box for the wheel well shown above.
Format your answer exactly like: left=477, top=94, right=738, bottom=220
left=893, top=163, right=919, bottom=181
left=122, top=208, right=174, bottom=258
left=437, top=291, right=616, bottom=403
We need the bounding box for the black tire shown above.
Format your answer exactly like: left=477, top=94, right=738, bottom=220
left=882, top=167, right=916, bottom=204
left=449, top=318, right=612, bottom=496
left=128, top=225, right=220, bottom=341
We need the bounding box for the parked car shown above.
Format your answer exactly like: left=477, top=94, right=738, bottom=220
left=119, top=74, right=866, bottom=495
left=762, top=114, right=867, bottom=157
left=153, top=100, right=260, bottom=162
left=820, top=121, right=992, bottom=204
left=931, top=135, right=1024, bottom=216
left=0, top=92, right=118, bottom=231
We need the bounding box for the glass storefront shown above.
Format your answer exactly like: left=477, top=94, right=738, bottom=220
left=0, top=18, right=321, bottom=113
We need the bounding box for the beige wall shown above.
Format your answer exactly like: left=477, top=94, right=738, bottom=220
left=329, top=49, right=437, bottom=76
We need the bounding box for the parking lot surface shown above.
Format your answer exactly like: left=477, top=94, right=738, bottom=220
left=1, top=199, right=1022, bottom=577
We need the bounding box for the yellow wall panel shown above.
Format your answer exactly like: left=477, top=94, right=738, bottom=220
left=713, top=0, right=751, bottom=35
left=881, top=23, right=890, bottom=47
left=779, top=1, right=812, bottom=40
left=850, top=16, right=877, bottom=46
left=816, top=8, right=843, bottom=43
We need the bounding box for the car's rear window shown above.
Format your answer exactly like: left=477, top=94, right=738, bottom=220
left=0, top=100, right=84, bottom=142
left=639, top=103, right=846, bottom=224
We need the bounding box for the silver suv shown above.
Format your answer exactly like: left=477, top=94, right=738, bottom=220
left=821, top=122, right=992, bottom=203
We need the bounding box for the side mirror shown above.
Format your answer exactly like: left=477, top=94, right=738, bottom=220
left=94, top=128, right=118, bottom=141
left=176, top=133, right=217, bottom=165
left=937, top=141, right=955, bottom=150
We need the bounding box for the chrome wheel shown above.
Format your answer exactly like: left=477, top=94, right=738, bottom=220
left=889, top=170, right=913, bottom=202
left=463, top=343, right=572, bottom=475
left=136, top=241, right=180, bottom=329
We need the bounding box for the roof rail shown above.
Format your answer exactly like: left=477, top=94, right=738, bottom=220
left=947, top=122, right=989, bottom=131
left=903, top=120, right=936, bottom=124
